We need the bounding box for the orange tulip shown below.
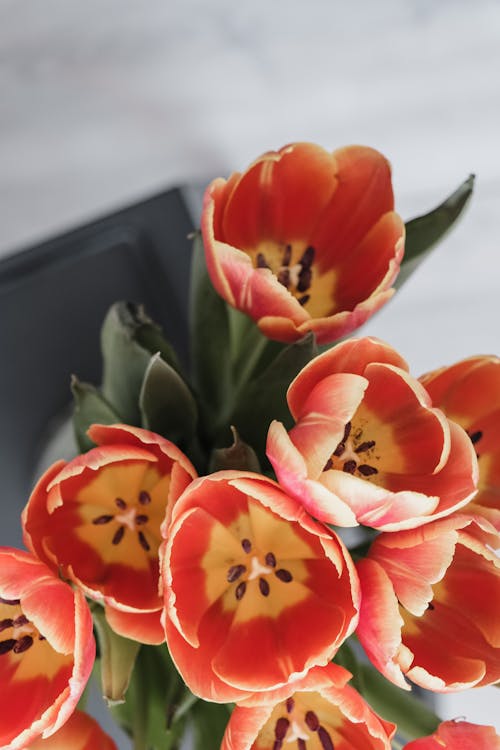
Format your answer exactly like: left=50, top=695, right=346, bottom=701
left=161, top=471, right=360, bottom=703
left=356, top=515, right=500, bottom=691
left=22, top=424, right=197, bottom=645
left=201, top=143, right=404, bottom=344
left=267, top=338, right=478, bottom=531
left=26, top=709, right=117, bottom=749
left=221, top=663, right=395, bottom=750
left=0, top=548, right=94, bottom=749
left=404, top=720, right=500, bottom=749
left=421, top=355, right=500, bottom=531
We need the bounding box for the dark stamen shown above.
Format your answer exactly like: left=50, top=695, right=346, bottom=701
left=323, top=458, right=333, bottom=471
left=355, top=440, right=375, bottom=454
left=136, top=514, right=149, bottom=525
left=318, top=726, right=334, bottom=750
left=259, top=578, right=270, bottom=597
left=300, top=246, right=315, bottom=269
left=13, top=615, right=29, bottom=628
left=343, top=460, right=357, bottom=474
left=469, top=430, right=483, bottom=444
left=277, top=268, right=291, bottom=288
left=115, top=497, right=127, bottom=510
left=138, top=531, right=150, bottom=552
left=427, top=602, right=435, bottom=611
left=297, top=740, right=306, bottom=750
left=139, top=491, right=151, bottom=505
left=273, top=742, right=283, bottom=750
left=92, top=514, right=114, bottom=525
left=0, top=639, right=16, bottom=655
left=297, top=267, right=312, bottom=293
left=298, top=294, right=310, bottom=306
left=275, top=717, right=290, bottom=740
left=227, top=564, right=246, bottom=583
left=358, top=464, right=378, bottom=476
left=343, top=422, right=352, bottom=442
left=38, top=635, right=46, bottom=641
left=275, top=569, right=293, bottom=583
left=112, top=526, right=125, bottom=545
left=0, top=619, right=13, bottom=632
left=265, top=552, right=276, bottom=567
left=333, top=442, right=345, bottom=457
left=283, top=244, right=292, bottom=266
left=235, top=582, right=246, bottom=600
left=13, top=635, right=33, bottom=654
left=241, top=538, right=252, bottom=553
left=0, top=598, right=20, bottom=606
left=305, top=710, right=319, bottom=731
left=286, top=697, right=295, bottom=713
left=257, top=253, right=270, bottom=269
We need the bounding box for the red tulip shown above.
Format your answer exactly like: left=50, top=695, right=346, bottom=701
left=356, top=515, right=500, bottom=691
left=404, top=720, right=500, bottom=749
left=267, top=337, right=478, bottom=530
left=202, top=143, right=404, bottom=344
left=220, top=663, right=395, bottom=750
left=0, top=548, right=94, bottom=749
left=161, top=471, right=360, bottom=703
left=22, top=424, right=197, bottom=645
left=26, top=709, right=117, bottom=749
left=421, top=355, right=500, bottom=531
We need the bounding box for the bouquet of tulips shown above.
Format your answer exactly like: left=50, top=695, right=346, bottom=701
left=1, top=143, right=499, bottom=750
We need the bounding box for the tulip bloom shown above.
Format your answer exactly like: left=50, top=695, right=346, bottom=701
left=356, top=515, right=500, bottom=691
left=22, top=424, right=197, bottom=645
left=221, top=663, right=395, bottom=750
left=0, top=548, right=94, bottom=750
left=267, top=337, right=478, bottom=531
left=404, top=720, right=500, bottom=749
left=421, top=355, right=500, bottom=531
left=26, top=709, right=117, bottom=750
left=161, top=471, right=360, bottom=703
left=202, top=142, right=404, bottom=344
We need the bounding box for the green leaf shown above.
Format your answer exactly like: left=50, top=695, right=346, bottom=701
left=191, top=699, right=232, bottom=750
left=91, top=605, right=141, bottom=706
left=230, top=333, right=317, bottom=461
left=139, top=353, right=198, bottom=446
left=209, top=425, right=261, bottom=473
left=189, top=233, right=231, bottom=425
left=101, top=302, right=179, bottom=425
left=71, top=376, right=120, bottom=452
left=110, top=644, right=188, bottom=750
left=397, top=174, right=474, bottom=288
left=359, top=663, right=441, bottom=740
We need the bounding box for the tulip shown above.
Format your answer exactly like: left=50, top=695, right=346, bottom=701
left=404, top=719, right=500, bottom=749
left=26, top=709, right=117, bottom=749
left=356, top=515, right=500, bottom=691
left=22, top=423, right=197, bottom=645
left=201, top=143, right=404, bottom=344
left=421, top=355, right=500, bottom=531
left=221, top=663, right=395, bottom=750
left=161, top=471, right=360, bottom=703
left=267, top=337, right=478, bottom=531
left=0, top=548, right=95, bottom=750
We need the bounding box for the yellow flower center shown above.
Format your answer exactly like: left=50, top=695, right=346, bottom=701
left=257, top=691, right=340, bottom=750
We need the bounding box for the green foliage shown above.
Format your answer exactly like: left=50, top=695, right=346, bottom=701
left=71, top=376, right=120, bottom=451
left=398, top=174, right=474, bottom=288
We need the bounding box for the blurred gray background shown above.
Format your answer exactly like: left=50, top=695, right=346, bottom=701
left=1, top=0, right=499, bottom=746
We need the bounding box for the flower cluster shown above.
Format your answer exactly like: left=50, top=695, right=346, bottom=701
left=2, top=142, right=499, bottom=750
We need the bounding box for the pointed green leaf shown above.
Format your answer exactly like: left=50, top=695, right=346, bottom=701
left=360, top=663, right=441, bottom=740
left=189, top=233, right=231, bottom=423
left=139, top=353, right=198, bottom=445
left=230, top=333, right=317, bottom=461
left=71, top=376, right=120, bottom=452
left=91, top=605, right=141, bottom=706
left=101, top=302, right=179, bottom=424
left=397, top=174, right=474, bottom=288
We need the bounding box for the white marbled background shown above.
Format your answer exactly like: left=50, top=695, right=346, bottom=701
left=1, top=0, right=499, bottom=746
